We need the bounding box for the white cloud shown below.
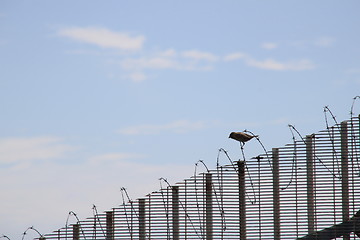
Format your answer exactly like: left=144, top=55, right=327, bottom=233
left=223, top=51, right=315, bottom=71
left=118, top=120, right=205, bottom=135
left=261, top=42, right=278, bottom=50
left=0, top=137, right=74, bottom=164
left=246, top=58, right=315, bottom=71
left=223, top=52, right=247, bottom=61
left=120, top=53, right=215, bottom=72
left=181, top=50, right=218, bottom=62
left=126, top=72, right=147, bottom=82
left=119, top=49, right=219, bottom=74
left=88, top=153, right=145, bottom=165
left=246, top=58, right=285, bottom=70
left=314, top=37, right=335, bottom=47
left=290, top=37, right=335, bottom=49
left=0, top=155, right=194, bottom=239
left=121, top=57, right=178, bottom=70
left=58, top=27, right=145, bottom=51
left=57, top=26, right=316, bottom=79
left=159, top=49, right=177, bottom=57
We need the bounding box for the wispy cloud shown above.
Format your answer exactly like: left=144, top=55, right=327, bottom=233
left=125, top=72, right=148, bottom=82
left=121, top=57, right=179, bottom=70
left=0, top=137, right=74, bottom=164
left=57, top=26, right=316, bottom=80
left=159, top=49, right=177, bottom=57
left=118, top=120, right=205, bottom=135
left=291, top=36, right=336, bottom=49
left=223, top=52, right=247, bottom=61
left=261, top=42, right=278, bottom=50
left=58, top=27, right=145, bottom=51
left=181, top=50, right=218, bottom=62
left=0, top=153, right=193, bottom=236
left=246, top=58, right=315, bottom=71
left=120, top=49, right=217, bottom=74
left=313, top=37, right=336, bottom=47
left=224, top=52, right=315, bottom=71
left=88, top=153, right=145, bottom=165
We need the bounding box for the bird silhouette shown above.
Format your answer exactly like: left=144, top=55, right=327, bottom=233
left=229, top=132, right=257, bottom=144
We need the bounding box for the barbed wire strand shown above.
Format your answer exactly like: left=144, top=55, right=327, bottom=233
left=350, top=96, right=360, bottom=174
left=193, top=162, right=205, bottom=239
left=198, top=160, right=227, bottom=235
left=65, top=211, right=87, bottom=240
left=244, top=130, right=273, bottom=171
left=120, top=187, right=135, bottom=239
left=323, top=106, right=341, bottom=176
left=92, top=204, right=106, bottom=238
left=280, top=125, right=300, bottom=191
left=159, top=177, right=203, bottom=239
left=240, top=143, right=257, bottom=205
left=288, top=124, right=340, bottom=180
left=159, top=178, right=171, bottom=240
left=21, top=226, right=43, bottom=240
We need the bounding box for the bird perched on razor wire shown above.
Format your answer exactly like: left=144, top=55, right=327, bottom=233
left=229, top=132, right=258, bottom=145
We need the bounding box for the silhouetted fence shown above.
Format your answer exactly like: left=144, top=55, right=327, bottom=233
left=39, top=115, right=360, bottom=239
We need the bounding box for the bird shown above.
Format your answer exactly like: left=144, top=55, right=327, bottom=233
left=229, top=132, right=257, bottom=144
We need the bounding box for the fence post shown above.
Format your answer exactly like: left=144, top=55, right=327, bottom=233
left=106, top=211, right=114, bottom=240
left=237, top=161, right=246, bottom=240
left=341, top=121, right=350, bottom=240
left=272, top=148, right=280, bottom=240
left=172, top=186, right=179, bottom=240
left=72, top=224, right=79, bottom=240
left=306, top=135, right=315, bottom=234
left=205, top=173, right=213, bottom=240
left=139, top=198, right=146, bottom=240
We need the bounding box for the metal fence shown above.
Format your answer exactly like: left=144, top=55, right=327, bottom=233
left=41, top=115, right=360, bottom=239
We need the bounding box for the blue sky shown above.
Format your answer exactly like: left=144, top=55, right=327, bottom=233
left=1, top=1, right=360, bottom=238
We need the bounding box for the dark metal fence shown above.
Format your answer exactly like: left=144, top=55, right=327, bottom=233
left=41, top=116, right=360, bottom=239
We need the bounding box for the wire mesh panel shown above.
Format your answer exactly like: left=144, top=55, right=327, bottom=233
left=42, top=116, right=360, bottom=240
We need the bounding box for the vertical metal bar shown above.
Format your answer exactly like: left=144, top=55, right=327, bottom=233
left=294, top=140, right=299, bottom=237
left=172, top=186, right=180, bottom=240
left=72, top=224, right=79, bottom=240
left=219, top=166, right=225, bottom=240
left=272, top=148, right=280, bottom=240
left=184, top=179, right=188, bottom=239
left=147, top=194, right=151, bottom=239
left=257, top=157, right=262, bottom=239
left=341, top=121, right=350, bottom=240
left=130, top=201, right=134, bottom=239
left=139, top=198, right=146, bottom=240
left=306, top=135, right=315, bottom=234
left=237, top=161, right=246, bottom=240
left=106, top=211, right=114, bottom=240
left=205, top=173, right=213, bottom=240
